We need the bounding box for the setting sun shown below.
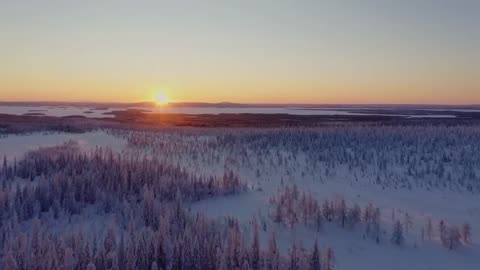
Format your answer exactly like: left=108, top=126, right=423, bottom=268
left=154, top=93, right=170, bottom=105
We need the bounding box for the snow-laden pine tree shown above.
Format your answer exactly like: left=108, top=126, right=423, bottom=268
left=462, top=223, right=472, bottom=244
left=391, top=221, right=404, bottom=245
left=86, top=262, right=96, bottom=270
left=4, top=251, right=18, bottom=270
left=324, top=248, right=335, bottom=270
left=266, top=232, right=280, bottom=270
left=289, top=243, right=300, bottom=270
left=426, top=218, right=433, bottom=240
left=250, top=218, right=261, bottom=270
left=447, top=226, right=462, bottom=250
left=151, top=261, right=158, bottom=270
left=310, top=240, right=321, bottom=270
left=64, top=247, right=75, bottom=270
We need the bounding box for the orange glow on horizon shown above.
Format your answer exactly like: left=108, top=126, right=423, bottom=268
left=0, top=2, right=478, bottom=105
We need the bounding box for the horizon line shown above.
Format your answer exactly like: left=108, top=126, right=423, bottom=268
left=1, top=100, right=480, bottom=107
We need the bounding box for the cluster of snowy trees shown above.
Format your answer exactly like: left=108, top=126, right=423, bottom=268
left=6, top=124, right=480, bottom=195
left=2, top=215, right=336, bottom=270
left=0, top=147, right=245, bottom=228
left=421, top=219, right=472, bottom=250
left=269, top=185, right=474, bottom=250
left=9, top=141, right=244, bottom=201
left=282, top=239, right=335, bottom=270
left=209, top=126, right=480, bottom=193
left=105, top=124, right=480, bottom=195
left=389, top=212, right=472, bottom=250
left=269, top=185, right=382, bottom=243
left=0, top=144, right=333, bottom=269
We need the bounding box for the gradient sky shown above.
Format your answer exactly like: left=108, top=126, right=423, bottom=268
left=1, top=0, right=479, bottom=104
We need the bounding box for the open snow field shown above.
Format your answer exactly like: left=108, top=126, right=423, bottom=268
left=1, top=125, right=479, bottom=269
left=0, top=131, right=126, bottom=160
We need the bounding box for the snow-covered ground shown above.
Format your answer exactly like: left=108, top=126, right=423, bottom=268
left=0, top=130, right=126, bottom=160
left=1, top=126, right=479, bottom=269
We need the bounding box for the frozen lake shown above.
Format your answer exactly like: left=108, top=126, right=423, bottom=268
left=0, top=104, right=463, bottom=118
left=0, top=105, right=115, bottom=118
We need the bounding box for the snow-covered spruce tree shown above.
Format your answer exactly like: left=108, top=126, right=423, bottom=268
left=250, top=218, right=261, bottom=270
left=426, top=218, right=433, bottom=241
left=309, top=240, right=321, bottom=270
left=462, top=223, right=472, bottom=244
left=391, top=221, right=404, bottom=246
left=347, top=204, right=361, bottom=228
left=4, top=251, right=18, bottom=270
left=439, top=220, right=447, bottom=246
left=86, top=262, right=97, bottom=270
left=265, top=232, right=280, bottom=270
left=404, top=213, right=413, bottom=233
left=324, top=248, right=335, bottom=270
left=335, top=198, right=347, bottom=228
left=445, top=226, right=462, bottom=250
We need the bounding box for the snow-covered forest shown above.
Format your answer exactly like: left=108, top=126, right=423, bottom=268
left=1, top=124, right=479, bottom=269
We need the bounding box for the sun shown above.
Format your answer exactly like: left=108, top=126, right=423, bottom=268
left=154, top=93, right=170, bottom=105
